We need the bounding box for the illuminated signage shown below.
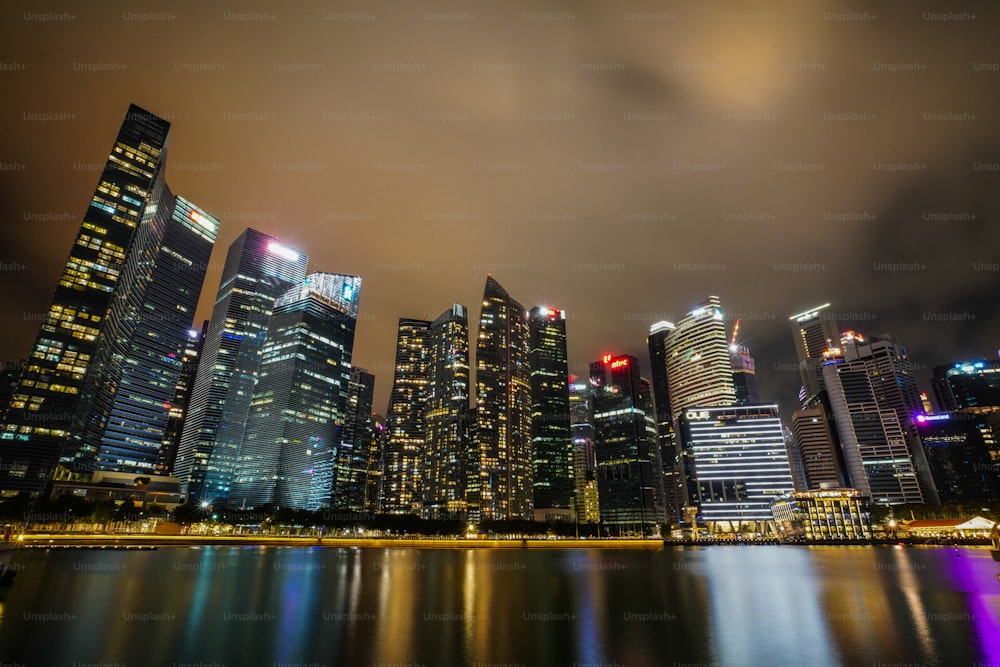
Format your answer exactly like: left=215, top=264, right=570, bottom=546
left=915, top=413, right=950, bottom=423
left=189, top=210, right=216, bottom=232
left=602, top=354, right=612, bottom=364
left=685, top=410, right=711, bottom=421
left=610, top=358, right=629, bottom=369
left=267, top=241, right=300, bottom=262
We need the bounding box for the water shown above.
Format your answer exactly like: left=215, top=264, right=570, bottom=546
left=0, top=545, right=997, bottom=666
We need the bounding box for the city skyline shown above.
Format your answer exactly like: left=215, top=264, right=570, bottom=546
left=2, top=2, right=998, bottom=421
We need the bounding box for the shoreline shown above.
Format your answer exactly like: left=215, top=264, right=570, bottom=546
left=10, top=534, right=996, bottom=550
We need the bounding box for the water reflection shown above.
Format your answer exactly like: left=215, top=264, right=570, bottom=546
left=0, top=545, right=996, bottom=666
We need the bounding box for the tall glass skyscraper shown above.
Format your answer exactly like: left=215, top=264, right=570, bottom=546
left=174, top=228, right=308, bottom=505
left=77, top=193, right=218, bottom=475
left=1, top=104, right=171, bottom=494
left=647, top=321, right=682, bottom=525
left=677, top=404, right=795, bottom=533
left=528, top=306, right=573, bottom=521
left=590, top=354, right=666, bottom=531
left=333, top=366, right=376, bottom=512
left=229, top=273, right=361, bottom=510
left=422, top=304, right=471, bottom=519
left=381, top=318, right=431, bottom=514
left=931, top=359, right=1000, bottom=412
left=730, top=344, right=761, bottom=405
left=472, top=276, right=532, bottom=522
left=156, top=323, right=207, bottom=476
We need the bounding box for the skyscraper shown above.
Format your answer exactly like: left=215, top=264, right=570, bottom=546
left=590, top=354, right=666, bottom=531
left=916, top=411, right=1000, bottom=503
left=528, top=306, right=573, bottom=521
left=789, top=303, right=839, bottom=404
left=421, top=305, right=471, bottom=519
left=791, top=403, right=846, bottom=490
left=333, top=367, right=376, bottom=512
left=472, top=276, right=532, bottom=522
left=174, top=229, right=308, bottom=505
left=647, top=321, right=682, bottom=526
left=156, top=322, right=207, bottom=476
left=569, top=381, right=600, bottom=524
left=230, top=273, right=361, bottom=510
left=381, top=318, right=431, bottom=514
left=662, top=296, right=736, bottom=423
left=1, top=104, right=171, bottom=494
left=730, top=345, right=761, bottom=405
left=77, top=193, right=218, bottom=475
left=931, top=359, right=1000, bottom=412
left=823, top=346, right=925, bottom=505
left=841, top=332, right=939, bottom=504
left=677, top=404, right=796, bottom=533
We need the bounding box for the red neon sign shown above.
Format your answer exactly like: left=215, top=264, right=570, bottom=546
left=611, top=358, right=629, bottom=369
left=602, top=354, right=612, bottom=364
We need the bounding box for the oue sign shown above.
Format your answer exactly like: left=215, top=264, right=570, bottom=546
left=685, top=410, right=711, bottom=421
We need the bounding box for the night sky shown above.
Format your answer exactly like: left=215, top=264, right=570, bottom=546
left=1, top=0, right=998, bottom=419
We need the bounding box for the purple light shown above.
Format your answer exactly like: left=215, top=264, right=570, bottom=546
left=915, top=413, right=950, bottom=424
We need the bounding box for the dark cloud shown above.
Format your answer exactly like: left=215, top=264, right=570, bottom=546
left=0, top=0, right=998, bottom=417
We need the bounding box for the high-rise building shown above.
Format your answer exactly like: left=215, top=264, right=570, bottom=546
left=75, top=193, right=218, bottom=475
left=822, top=347, right=924, bottom=505
left=915, top=411, right=1000, bottom=503
left=156, top=322, right=207, bottom=476
left=528, top=306, right=573, bottom=521
left=647, top=321, right=682, bottom=525
left=730, top=345, right=761, bottom=405
left=662, top=296, right=736, bottom=423
left=590, top=354, right=666, bottom=531
left=365, top=414, right=389, bottom=513
left=381, top=318, right=431, bottom=514
left=789, top=303, right=839, bottom=404
left=174, top=229, right=308, bottom=505
left=333, top=366, right=376, bottom=512
left=677, top=404, right=796, bottom=533
left=230, top=273, right=361, bottom=510
left=472, top=276, right=532, bottom=522
left=791, top=403, right=846, bottom=489
left=1, top=104, right=171, bottom=495
left=569, top=381, right=600, bottom=524
left=932, top=359, right=1000, bottom=412
left=421, top=305, right=471, bottom=519
left=840, top=332, right=939, bottom=504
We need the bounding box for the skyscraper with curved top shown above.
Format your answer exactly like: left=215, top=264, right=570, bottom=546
left=471, top=276, right=532, bottom=522
left=174, top=228, right=308, bottom=504
left=663, top=296, right=736, bottom=422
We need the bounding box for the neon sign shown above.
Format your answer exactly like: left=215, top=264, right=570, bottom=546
left=686, top=410, right=711, bottom=421
left=267, top=241, right=300, bottom=262
left=611, top=358, right=629, bottom=369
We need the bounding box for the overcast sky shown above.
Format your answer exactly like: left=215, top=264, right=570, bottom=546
left=1, top=0, right=998, bottom=418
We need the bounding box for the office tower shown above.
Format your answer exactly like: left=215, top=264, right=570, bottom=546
left=730, top=345, right=761, bottom=405
left=422, top=305, right=471, bottom=519
left=381, top=318, right=431, bottom=514
left=677, top=404, right=795, bottom=533
left=1, top=104, right=171, bottom=494
left=527, top=306, right=573, bottom=521
left=791, top=403, right=846, bottom=489
left=823, top=347, right=924, bottom=505
left=230, top=273, right=361, bottom=510
left=471, top=276, right=532, bottom=522
left=662, top=296, right=736, bottom=423
left=75, top=193, right=218, bottom=475
left=365, top=414, right=389, bottom=512
left=932, top=359, right=1000, bottom=412
left=590, top=354, right=666, bottom=531
left=0, top=363, right=25, bottom=426
left=783, top=425, right=808, bottom=491
left=840, top=332, right=939, bottom=504
left=789, top=303, right=839, bottom=404
left=333, top=367, right=376, bottom=512
left=156, top=323, right=207, bottom=476
left=174, top=229, right=308, bottom=505
left=915, top=411, right=1000, bottom=503
left=569, top=381, right=600, bottom=524
left=647, top=321, right=682, bottom=525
